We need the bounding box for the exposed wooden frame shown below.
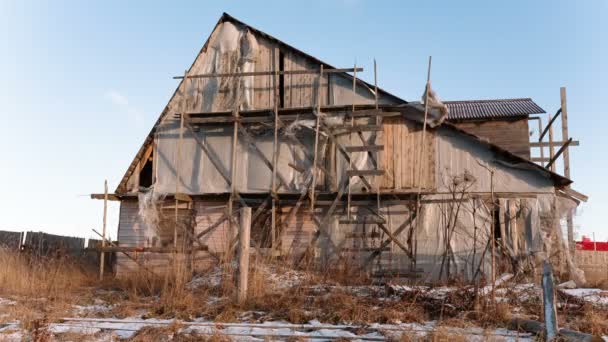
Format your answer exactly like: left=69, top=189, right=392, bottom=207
left=545, top=138, right=573, bottom=170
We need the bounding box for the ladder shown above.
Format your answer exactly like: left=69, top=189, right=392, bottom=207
left=341, top=61, right=388, bottom=270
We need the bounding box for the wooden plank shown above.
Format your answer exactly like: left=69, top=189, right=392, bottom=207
left=175, top=193, right=193, bottom=202
left=310, top=65, right=323, bottom=210
left=346, top=170, right=384, bottom=177
left=539, top=108, right=562, bottom=142
left=238, top=207, right=251, bottom=304
left=344, top=145, right=384, bottom=152
left=338, top=217, right=385, bottom=224
left=93, top=246, right=208, bottom=253
left=363, top=210, right=417, bottom=267
left=91, top=194, right=120, bottom=201
left=174, top=67, right=363, bottom=79
left=322, top=122, right=374, bottom=190
left=349, top=109, right=401, bottom=117
left=561, top=87, right=571, bottom=179
left=530, top=140, right=579, bottom=147
left=545, top=138, right=573, bottom=170
left=99, top=180, right=108, bottom=281
left=335, top=124, right=383, bottom=132
left=560, top=187, right=588, bottom=202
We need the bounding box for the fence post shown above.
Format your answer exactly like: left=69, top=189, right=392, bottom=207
left=238, top=207, right=251, bottom=304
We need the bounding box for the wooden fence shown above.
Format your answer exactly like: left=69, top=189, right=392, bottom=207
left=574, top=249, right=608, bottom=284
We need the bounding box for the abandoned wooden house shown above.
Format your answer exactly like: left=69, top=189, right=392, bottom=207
left=95, top=13, right=587, bottom=283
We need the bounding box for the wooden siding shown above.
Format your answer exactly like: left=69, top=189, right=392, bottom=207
left=252, top=37, right=277, bottom=109
left=452, top=118, right=530, bottom=159
left=116, top=199, right=232, bottom=276
left=283, top=50, right=329, bottom=108
left=381, top=117, right=436, bottom=191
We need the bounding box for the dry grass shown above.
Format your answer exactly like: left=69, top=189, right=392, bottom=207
left=567, top=304, right=608, bottom=336
left=106, top=261, right=215, bottom=320
left=0, top=248, right=95, bottom=300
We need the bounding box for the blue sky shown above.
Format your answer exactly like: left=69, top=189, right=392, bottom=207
left=0, top=1, right=606, bottom=241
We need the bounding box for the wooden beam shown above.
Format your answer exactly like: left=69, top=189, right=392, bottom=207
left=530, top=140, right=579, bottom=147
left=560, top=187, right=588, bottom=203
left=91, top=194, right=120, bottom=201
left=363, top=210, right=417, bottom=267
left=99, top=180, right=108, bottom=281
left=237, top=123, right=290, bottom=189
left=346, top=170, right=384, bottom=177
left=237, top=207, right=251, bottom=304
left=344, top=145, right=384, bottom=152
left=91, top=229, right=158, bottom=276
left=321, top=122, right=374, bottom=190
left=92, top=246, right=208, bottom=253
left=310, top=65, right=324, bottom=211
left=174, top=67, right=363, bottom=79
left=545, top=138, right=573, bottom=170
left=561, top=87, right=571, bottom=179
left=539, top=108, right=562, bottom=142
left=174, top=192, right=192, bottom=202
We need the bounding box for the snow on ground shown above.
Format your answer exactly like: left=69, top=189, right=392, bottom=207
left=0, top=317, right=534, bottom=341
left=187, top=264, right=311, bottom=291
left=561, top=288, right=608, bottom=306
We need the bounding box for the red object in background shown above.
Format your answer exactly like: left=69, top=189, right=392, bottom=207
left=576, top=236, right=608, bottom=251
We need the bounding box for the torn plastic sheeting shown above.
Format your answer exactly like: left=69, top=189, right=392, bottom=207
left=154, top=120, right=314, bottom=194
left=176, top=21, right=259, bottom=115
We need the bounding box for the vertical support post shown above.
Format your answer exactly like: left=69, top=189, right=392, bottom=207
left=542, top=260, right=558, bottom=341
left=561, top=87, right=575, bottom=254
left=99, top=179, right=108, bottom=281
left=560, top=87, right=571, bottom=179
left=374, top=60, right=381, bottom=217
left=347, top=63, right=357, bottom=219
left=175, top=71, right=187, bottom=250
left=238, top=207, right=252, bottom=304
left=489, top=169, right=496, bottom=303
left=414, top=56, right=432, bottom=273
left=271, top=51, right=280, bottom=251
left=229, top=76, right=242, bottom=248
left=310, top=64, right=324, bottom=211
left=548, top=115, right=556, bottom=172
left=536, top=117, right=545, bottom=167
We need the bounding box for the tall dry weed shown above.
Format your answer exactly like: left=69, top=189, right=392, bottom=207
left=0, top=248, right=94, bottom=300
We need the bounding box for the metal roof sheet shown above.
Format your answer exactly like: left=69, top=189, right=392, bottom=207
left=445, top=98, right=546, bottom=121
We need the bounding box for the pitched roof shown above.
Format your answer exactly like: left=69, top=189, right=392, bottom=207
left=444, top=98, right=546, bottom=121
left=113, top=15, right=571, bottom=194
left=115, top=13, right=405, bottom=193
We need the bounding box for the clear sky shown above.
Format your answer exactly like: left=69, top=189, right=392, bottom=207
left=0, top=1, right=606, bottom=241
